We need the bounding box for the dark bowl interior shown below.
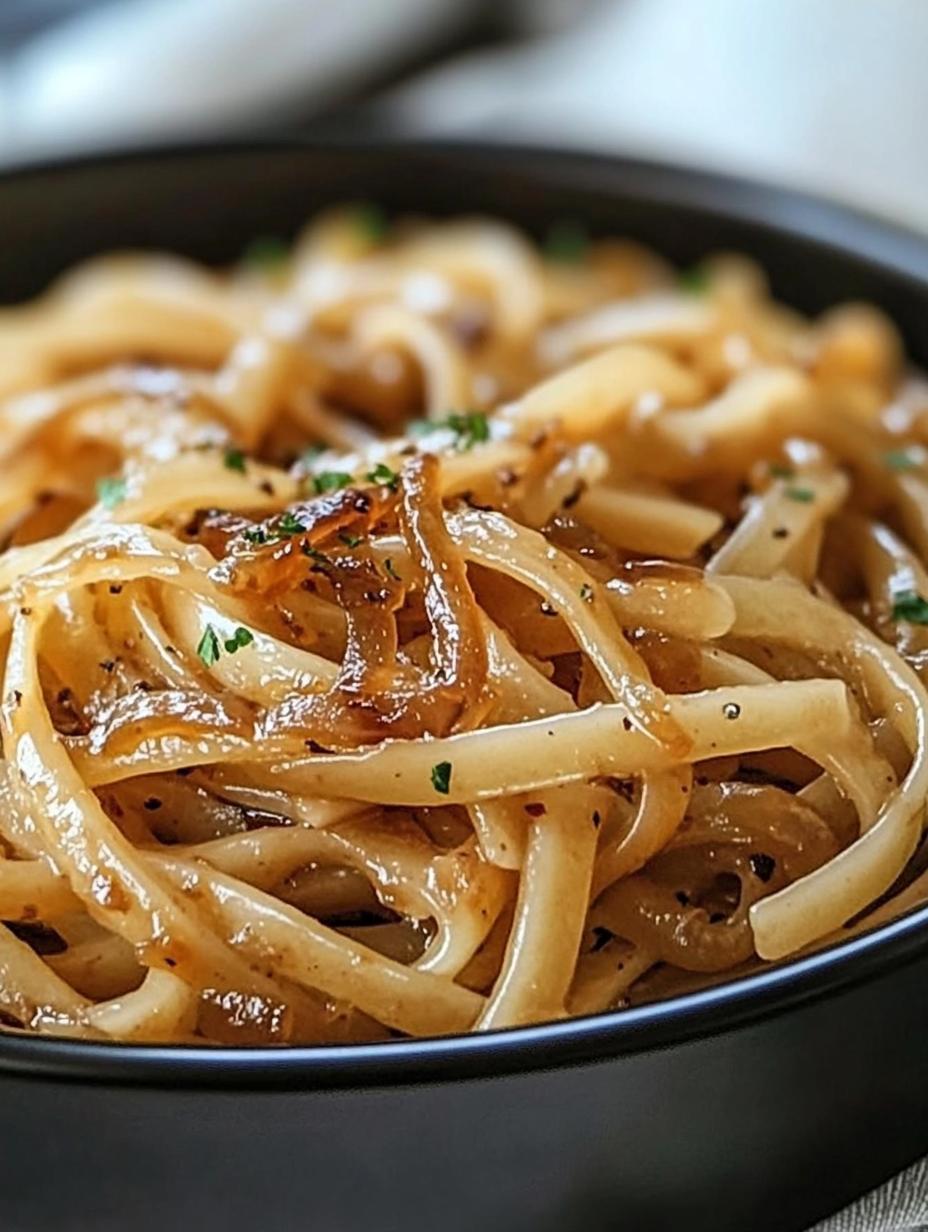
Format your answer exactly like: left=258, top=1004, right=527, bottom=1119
left=2, top=140, right=928, bottom=1232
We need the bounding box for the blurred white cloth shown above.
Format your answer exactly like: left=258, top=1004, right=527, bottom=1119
left=389, top=0, right=928, bottom=231
left=0, top=0, right=478, bottom=160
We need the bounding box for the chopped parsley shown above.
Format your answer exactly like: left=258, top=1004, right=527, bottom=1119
left=245, top=510, right=309, bottom=546
left=223, top=626, right=254, bottom=654
left=223, top=448, right=247, bottom=474
left=276, top=511, right=307, bottom=536
left=198, top=623, right=255, bottom=665
left=312, top=471, right=353, bottom=495
left=367, top=462, right=399, bottom=490
left=339, top=532, right=363, bottom=548
left=784, top=485, right=815, bottom=503
left=96, top=476, right=127, bottom=510
left=301, top=443, right=326, bottom=464
left=301, top=543, right=331, bottom=566
left=579, top=582, right=594, bottom=603
left=409, top=410, right=490, bottom=452
left=884, top=448, right=920, bottom=471
left=383, top=558, right=401, bottom=582
left=446, top=411, right=490, bottom=451
left=678, top=265, right=709, bottom=294
left=769, top=462, right=795, bottom=479
left=543, top=221, right=590, bottom=264
left=431, top=760, right=453, bottom=795
left=349, top=202, right=388, bottom=244
left=241, top=235, right=289, bottom=269
left=196, top=625, right=221, bottom=667
left=891, top=589, right=928, bottom=625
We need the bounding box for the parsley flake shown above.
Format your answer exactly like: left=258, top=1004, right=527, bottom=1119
left=784, top=486, right=815, bottom=503
left=543, top=221, right=590, bottom=264
left=446, top=410, right=490, bottom=451
left=301, top=543, right=331, bottom=566
left=892, top=589, right=928, bottom=624
left=678, top=265, right=709, bottom=294
left=223, top=626, right=254, bottom=654
left=196, top=625, right=221, bottom=667
left=411, top=411, right=490, bottom=451
left=431, top=761, right=453, bottom=795
left=349, top=202, right=388, bottom=244
left=223, top=448, right=247, bottom=474
left=884, top=449, right=920, bottom=471
left=579, top=582, right=594, bottom=603
left=96, top=476, right=127, bottom=510
left=313, top=471, right=353, bottom=495
left=276, top=511, right=306, bottom=537
left=301, top=443, right=326, bottom=465
left=242, top=235, right=289, bottom=269
left=769, top=462, right=795, bottom=478
left=367, top=462, right=399, bottom=490
left=243, top=527, right=268, bottom=546
left=339, top=532, right=363, bottom=548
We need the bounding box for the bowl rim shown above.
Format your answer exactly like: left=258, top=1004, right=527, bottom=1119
left=2, top=134, right=928, bottom=1090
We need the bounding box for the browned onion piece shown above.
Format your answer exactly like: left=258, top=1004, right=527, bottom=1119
left=77, top=687, right=254, bottom=760
left=209, top=485, right=398, bottom=596
left=596, top=850, right=759, bottom=973
left=668, top=781, right=841, bottom=880
left=261, top=455, right=490, bottom=746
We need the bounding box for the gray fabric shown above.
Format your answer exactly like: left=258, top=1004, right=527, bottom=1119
left=813, top=1160, right=928, bottom=1231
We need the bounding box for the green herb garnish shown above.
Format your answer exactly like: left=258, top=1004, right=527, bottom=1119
left=784, top=486, right=815, bottom=503
left=678, top=265, right=709, bottom=294
left=242, top=235, right=289, bottom=269
left=367, top=462, right=399, bottom=490
left=276, top=511, right=307, bottom=537
left=198, top=623, right=254, bottom=665
left=769, top=462, right=795, bottom=479
left=96, top=476, right=127, bottom=510
left=223, top=626, right=254, bottom=654
left=579, top=583, right=594, bottom=603
left=312, top=471, right=353, bottom=495
left=301, top=543, right=331, bottom=566
left=892, top=589, right=928, bottom=624
left=885, top=449, right=920, bottom=472
left=301, top=443, right=326, bottom=465
left=246, top=512, right=307, bottom=546
left=543, top=221, right=590, bottom=264
left=431, top=761, right=452, bottom=795
left=339, top=532, right=363, bottom=548
left=410, top=410, right=490, bottom=452
left=349, top=202, right=388, bottom=244
left=196, top=625, right=221, bottom=667
left=223, top=448, right=247, bottom=474
left=446, top=410, right=490, bottom=451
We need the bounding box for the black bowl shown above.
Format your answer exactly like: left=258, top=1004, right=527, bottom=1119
left=2, top=140, right=928, bottom=1232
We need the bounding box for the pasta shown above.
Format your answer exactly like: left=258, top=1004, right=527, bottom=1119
left=1, top=203, right=927, bottom=1047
